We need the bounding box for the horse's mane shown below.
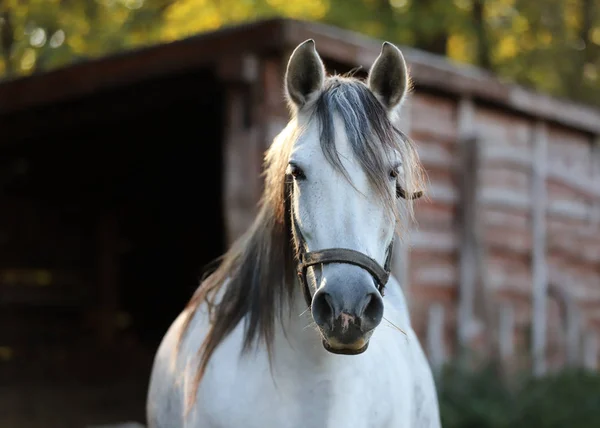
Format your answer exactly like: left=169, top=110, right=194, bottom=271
left=177, top=75, right=425, bottom=405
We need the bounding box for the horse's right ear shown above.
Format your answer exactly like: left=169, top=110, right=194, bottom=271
left=285, top=39, right=325, bottom=110
left=368, top=42, right=409, bottom=111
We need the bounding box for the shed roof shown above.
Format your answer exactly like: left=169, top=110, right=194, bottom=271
left=1, top=18, right=599, bottom=135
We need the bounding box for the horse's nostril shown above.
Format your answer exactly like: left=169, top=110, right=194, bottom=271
left=361, top=292, right=384, bottom=329
left=312, top=291, right=335, bottom=329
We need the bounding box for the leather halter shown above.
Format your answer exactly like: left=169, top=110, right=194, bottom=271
left=287, top=180, right=398, bottom=308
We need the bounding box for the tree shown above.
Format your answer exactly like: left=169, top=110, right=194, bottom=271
left=0, top=0, right=170, bottom=77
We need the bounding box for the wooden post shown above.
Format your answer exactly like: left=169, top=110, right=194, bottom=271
left=218, top=55, right=262, bottom=246
left=583, top=330, right=598, bottom=370
left=531, top=121, right=548, bottom=376
left=427, top=302, right=446, bottom=373
left=592, top=137, right=600, bottom=225
left=499, top=302, right=515, bottom=360
left=565, top=299, right=581, bottom=366
left=457, top=97, right=477, bottom=349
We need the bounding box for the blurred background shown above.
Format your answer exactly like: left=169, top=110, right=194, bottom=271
left=0, top=1, right=599, bottom=427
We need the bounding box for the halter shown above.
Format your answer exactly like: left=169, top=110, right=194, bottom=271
left=287, top=180, right=421, bottom=308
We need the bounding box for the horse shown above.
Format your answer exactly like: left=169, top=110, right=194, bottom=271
left=146, top=39, right=441, bottom=428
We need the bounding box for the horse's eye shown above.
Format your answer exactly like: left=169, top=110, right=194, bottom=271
left=288, top=163, right=306, bottom=180
left=389, top=167, right=399, bottom=180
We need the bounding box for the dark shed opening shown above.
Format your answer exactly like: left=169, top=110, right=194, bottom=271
left=0, top=68, right=225, bottom=425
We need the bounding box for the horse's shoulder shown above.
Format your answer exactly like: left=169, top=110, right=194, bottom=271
left=382, top=277, right=441, bottom=426
left=147, top=310, right=190, bottom=428
left=147, top=285, right=220, bottom=428
left=405, top=327, right=441, bottom=427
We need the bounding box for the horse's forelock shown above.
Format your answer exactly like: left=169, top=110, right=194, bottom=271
left=310, top=76, right=424, bottom=235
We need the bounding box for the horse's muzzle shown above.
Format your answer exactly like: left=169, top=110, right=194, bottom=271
left=312, top=278, right=384, bottom=355
left=319, top=312, right=374, bottom=355
left=323, top=338, right=370, bottom=355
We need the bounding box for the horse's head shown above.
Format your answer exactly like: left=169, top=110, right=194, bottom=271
left=283, top=40, right=423, bottom=355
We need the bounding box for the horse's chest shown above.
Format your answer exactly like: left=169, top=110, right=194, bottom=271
left=199, top=349, right=411, bottom=428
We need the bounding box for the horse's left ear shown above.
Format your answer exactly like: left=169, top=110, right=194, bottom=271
left=368, top=42, right=409, bottom=111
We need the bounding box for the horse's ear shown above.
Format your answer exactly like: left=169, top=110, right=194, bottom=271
left=368, top=42, right=409, bottom=111
left=285, top=39, right=325, bottom=110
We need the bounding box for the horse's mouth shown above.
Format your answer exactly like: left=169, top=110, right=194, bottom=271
left=321, top=337, right=369, bottom=355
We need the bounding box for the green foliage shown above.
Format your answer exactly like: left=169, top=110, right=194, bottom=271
left=438, top=363, right=600, bottom=428
left=0, top=0, right=599, bottom=108
left=438, top=363, right=514, bottom=428
left=513, top=369, right=600, bottom=428
left=0, top=0, right=171, bottom=76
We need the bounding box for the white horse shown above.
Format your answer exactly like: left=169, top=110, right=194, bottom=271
left=147, top=39, right=441, bottom=428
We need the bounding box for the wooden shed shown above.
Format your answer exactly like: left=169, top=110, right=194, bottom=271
left=1, top=18, right=599, bottom=426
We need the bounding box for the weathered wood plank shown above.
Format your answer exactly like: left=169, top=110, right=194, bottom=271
left=531, top=121, right=549, bottom=376
left=480, top=188, right=531, bottom=211
left=221, top=87, right=262, bottom=245
left=414, top=202, right=455, bottom=231
left=546, top=199, right=590, bottom=222
left=415, top=140, right=458, bottom=170
left=547, top=167, right=600, bottom=200
left=474, top=107, right=533, bottom=150
left=217, top=54, right=259, bottom=84
left=410, top=230, right=457, bottom=252
left=583, top=331, right=598, bottom=370
left=566, top=299, right=581, bottom=366
left=409, top=94, right=458, bottom=141
left=547, top=125, right=594, bottom=177
left=499, top=302, right=515, bottom=360
left=487, top=258, right=532, bottom=292
left=412, top=262, right=457, bottom=288
left=427, top=302, right=446, bottom=372
left=456, top=97, right=477, bottom=348
left=591, top=138, right=600, bottom=224
left=485, top=227, right=532, bottom=254
left=480, top=143, right=533, bottom=171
